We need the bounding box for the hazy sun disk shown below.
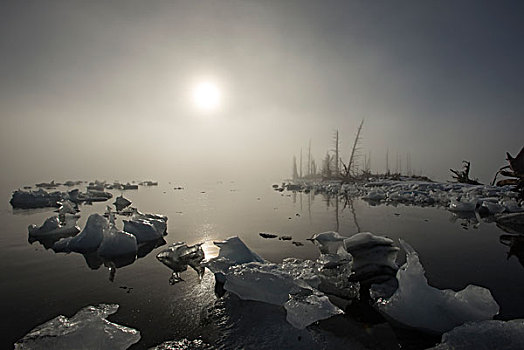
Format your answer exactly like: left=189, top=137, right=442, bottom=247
left=192, top=81, right=221, bottom=111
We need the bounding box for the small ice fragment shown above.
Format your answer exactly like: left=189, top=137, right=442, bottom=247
left=14, top=304, right=140, bottom=349
left=375, top=240, right=499, bottom=334
left=259, top=232, right=278, bottom=239
left=307, top=231, right=348, bottom=254
left=284, top=291, right=343, bottom=329
left=113, top=195, right=132, bottom=211
left=429, top=319, right=524, bottom=350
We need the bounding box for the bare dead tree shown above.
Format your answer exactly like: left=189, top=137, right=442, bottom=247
left=341, top=119, right=364, bottom=181
left=450, top=160, right=481, bottom=185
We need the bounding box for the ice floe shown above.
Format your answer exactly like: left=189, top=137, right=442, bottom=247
left=14, top=304, right=140, bottom=350
left=374, top=240, right=499, bottom=334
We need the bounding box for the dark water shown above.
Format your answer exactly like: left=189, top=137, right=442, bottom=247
left=1, top=180, right=524, bottom=349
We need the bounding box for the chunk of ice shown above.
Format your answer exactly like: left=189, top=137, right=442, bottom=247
left=284, top=292, right=344, bottom=329
left=205, top=236, right=264, bottom=282
left=53, top=214, right=108, bottom=253
left=14, top=304, right=140, bottom=350
left=375, top=240, right=499, bottom=334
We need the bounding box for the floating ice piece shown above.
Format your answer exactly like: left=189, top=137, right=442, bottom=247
left=284, top=291, right=344, bottom=329
left=57, top=200, right=78, bottom=215
left=10, top=189, right=65, bottom=208
left=205, top=236, right=264, bottom=282
left=156, top=242, right=205, bottom=283
left=123, top=219, right=162, bottom=243
left=343, top=232, right=399, bottom=286
left=375, top=240, right=499, bottom=334
left=53, top=214, right=108, bottom=253
left=113, top=195, right=132, bottom=211
left=129, top=207, right=168, bottom=222
left=223, top=261, right=345, bottom=329
left=14, top=304, right=140, bottom=350
left=224, top=262, right=310, bottom=305
left=259, top=232, right=278, bottom=239
left=28, top=215, right=80, bottom=237
left=98, top=224, right=137, bottom=259
left=430, top=319, right=524, bottom=350
left=307, top=231, right=348, bottom=254
left=128, top=208, right=168, bottom=235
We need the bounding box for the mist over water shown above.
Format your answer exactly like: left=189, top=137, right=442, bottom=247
left=2, top=1, right=524, bottom=348
left=1, top=0, right=524, bottom=186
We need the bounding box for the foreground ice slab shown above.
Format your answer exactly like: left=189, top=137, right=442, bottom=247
left=205, top=236, right=265, bottom=282
left=430, top=319, right=524, bottom=350
left=223, top=261, right=344, bottom=329
left=209, top=236, right=356, bottom=329
left=14, top=304, right=140, bottom=350
left=375, top=240, right=499, bottom=334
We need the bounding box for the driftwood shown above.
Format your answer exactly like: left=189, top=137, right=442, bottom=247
left=492, top=146, right=524, bottom=186
left=450, top=161, right=481, bottom=185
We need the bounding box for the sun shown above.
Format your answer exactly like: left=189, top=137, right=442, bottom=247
left=192, top=81, right=221, bottom=112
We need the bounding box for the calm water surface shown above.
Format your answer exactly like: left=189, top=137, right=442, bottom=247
left=1, top=180, right=523, bottom=349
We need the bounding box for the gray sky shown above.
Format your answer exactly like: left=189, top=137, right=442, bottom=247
left=1, top=0, right=523, bottom=186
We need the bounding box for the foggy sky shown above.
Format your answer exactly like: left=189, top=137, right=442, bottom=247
left=1, top=0, right=523, bottom=186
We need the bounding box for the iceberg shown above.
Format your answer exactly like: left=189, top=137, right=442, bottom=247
left=28, top=215, right=80, bottom=238
left=98, top=211, right=137, bottom=258
left=53, top=214, right=108, bottom=253
left=14, top=304, right=140, bottom=350
left=123, top=219, right=162, bottom=243
left=375, top=240, right=499, bottom=334
left=113, top=195, right=132, bottom=211
left=430, top=319, right=524, bottom=350
left=10, top=188, right=65, bottom=208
